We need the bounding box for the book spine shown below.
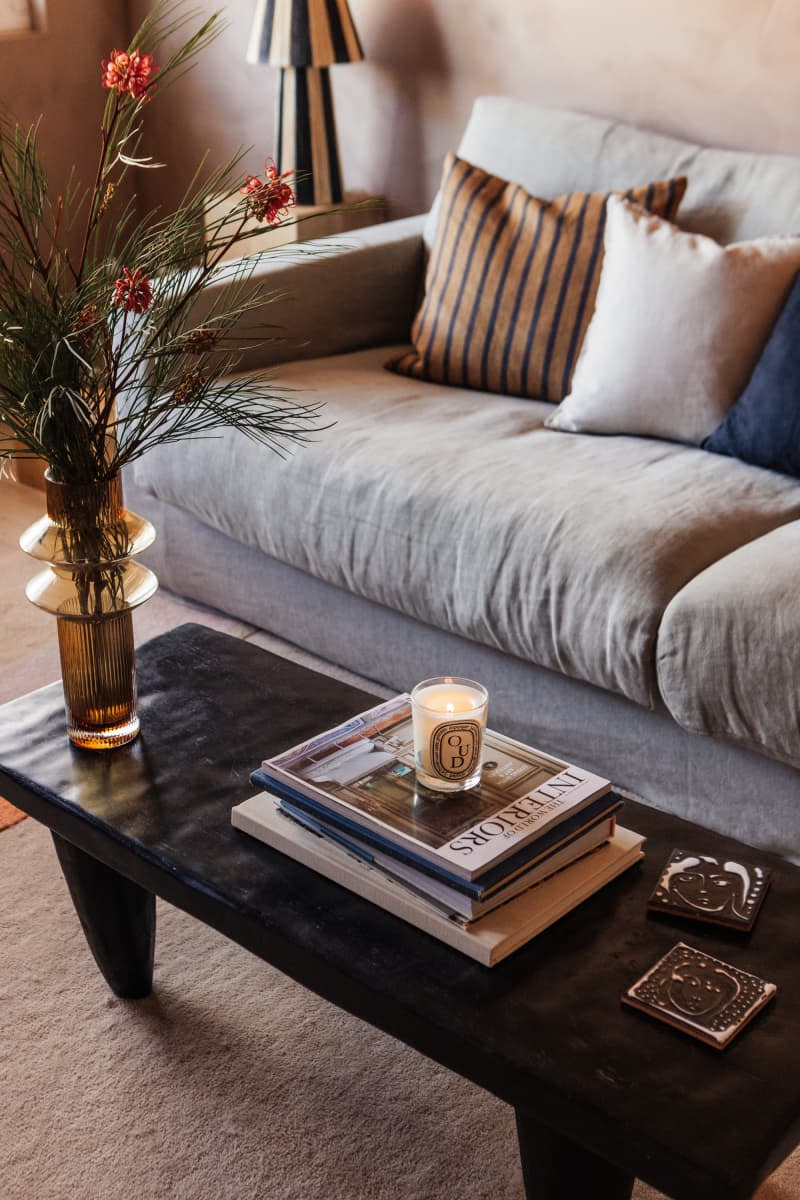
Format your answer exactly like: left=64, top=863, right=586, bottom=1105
left=232, top=797, right=495, bottom=965
left=280, top=800, right=616, bottom=921
left=275, top=804, right=472, bottom=921
left=231, top=795, right=645, bottom=968
left=252, top=771, right=620, bottom=894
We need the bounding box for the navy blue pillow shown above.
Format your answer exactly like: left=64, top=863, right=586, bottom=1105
left=704, top=271, right=800, bottom=478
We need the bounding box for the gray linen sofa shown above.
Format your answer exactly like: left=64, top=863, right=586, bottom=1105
left=125, top=97, right=800, bottom=862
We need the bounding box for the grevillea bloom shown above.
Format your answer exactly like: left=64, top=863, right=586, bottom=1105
left=241, top=160, right=295, bottom=224
left=102, top=49, right=158, bottom=102
left=112, top=267, right=153, bottom=313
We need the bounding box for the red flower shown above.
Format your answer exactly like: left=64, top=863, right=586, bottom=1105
left=112, top=267, right=153, bottom=314
left=241, top=160, right=295, bottom=224
left=102, top=49, right=158, bottom=102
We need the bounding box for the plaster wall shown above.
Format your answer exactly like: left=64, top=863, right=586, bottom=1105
left=0, top=1, right=128, bottom=488
left=127, top=0, right=800, bottom=218
left=0, top=1, right=128, bottom=207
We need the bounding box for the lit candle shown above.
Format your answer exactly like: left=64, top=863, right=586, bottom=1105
left=411, top=676, right=489, bottom=793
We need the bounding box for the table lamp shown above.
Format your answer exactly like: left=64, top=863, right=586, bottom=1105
left=247, top=0, right=363, bottom=206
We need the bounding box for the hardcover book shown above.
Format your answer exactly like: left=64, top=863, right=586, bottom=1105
left=232, top=793, right=645, bottom=966
left=239, top=792, right=620, bottom=921
left=647, top=848, right=771, bottom=931
left=622, top=942, right=777, bottom=1049
left=257, top=781, right=623, bottom=897
left=252, top=694, right=610, bottom=883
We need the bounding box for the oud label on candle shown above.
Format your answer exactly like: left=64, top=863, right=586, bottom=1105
left=431, top=720, right=482, bottom=780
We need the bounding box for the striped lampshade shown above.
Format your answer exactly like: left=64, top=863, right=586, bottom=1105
left=247, top=0, right=363, bottom=67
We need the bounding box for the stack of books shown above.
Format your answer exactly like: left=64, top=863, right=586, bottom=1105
left=233, top=694, right=644, bottom=966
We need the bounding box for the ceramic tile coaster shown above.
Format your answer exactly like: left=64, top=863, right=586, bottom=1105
left=647, top=848, right=771, bottom=931
left=623, top=942, right=777, bottom=1049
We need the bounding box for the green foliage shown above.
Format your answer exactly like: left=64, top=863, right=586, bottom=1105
left=0, top=0, right=322, bottom=483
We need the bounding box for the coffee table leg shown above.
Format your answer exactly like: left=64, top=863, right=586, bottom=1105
left=52, top=833, right=156, bottom=999
left=515, top=1109, right=634, bottom=1199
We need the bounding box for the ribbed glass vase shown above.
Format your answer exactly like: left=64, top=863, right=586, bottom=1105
left=20, top=473, right=158, bottom=750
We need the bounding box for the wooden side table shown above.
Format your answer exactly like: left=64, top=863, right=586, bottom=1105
left=204, top=190, right=388, bottom=261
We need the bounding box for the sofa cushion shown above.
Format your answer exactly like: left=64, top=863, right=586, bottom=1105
left=704, top=271, right=800, bottom=478
left=391, top=154, right=685, bottom=404
left=426, top=97, right=800, bottom=248
left=546, top=198, right=800, bottom=444
left=657, top=521, right=800, bottom=770
left=132, top=346, right=800, bottom=712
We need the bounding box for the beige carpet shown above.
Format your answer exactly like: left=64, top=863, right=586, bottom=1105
left=1, top=480, right=798, bottom=1199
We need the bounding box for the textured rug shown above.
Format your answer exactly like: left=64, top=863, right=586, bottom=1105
left=2, top=819, right=798, bottom=1200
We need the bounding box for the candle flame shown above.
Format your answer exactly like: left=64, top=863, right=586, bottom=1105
left=446, top=702, right=455, bottom=713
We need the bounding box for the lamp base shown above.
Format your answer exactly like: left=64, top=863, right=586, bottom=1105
left=277, top=66, right=343, bottom=205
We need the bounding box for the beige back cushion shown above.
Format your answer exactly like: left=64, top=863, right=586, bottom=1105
left=424, top=97, right=800, bottom=248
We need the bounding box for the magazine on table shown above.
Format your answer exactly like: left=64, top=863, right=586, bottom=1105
left=261, top=784, right=623, bottom=897
left=250, top=694, right=611, bottom=883
left=231, top=792, right=645, bottom=967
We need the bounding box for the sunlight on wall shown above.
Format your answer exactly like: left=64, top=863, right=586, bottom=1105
left=0, top=0, right=46, bottom=34
left=0, top=2, right=31, bottom=33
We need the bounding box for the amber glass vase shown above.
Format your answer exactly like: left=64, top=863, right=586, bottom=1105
left=20, top=473, right=158, bottom=750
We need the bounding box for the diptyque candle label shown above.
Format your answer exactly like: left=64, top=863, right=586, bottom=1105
left=430, top=720, right=482, bottom=781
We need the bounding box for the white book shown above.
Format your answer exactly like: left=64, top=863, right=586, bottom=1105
left=232, top=793, right=645, bottom=967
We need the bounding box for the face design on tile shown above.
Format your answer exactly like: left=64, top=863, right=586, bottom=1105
left=667, top=958, right=741, bottom=1017
left=626, top=941, right=777, bottom=1045
left=662, top=854, right=753, bottom=920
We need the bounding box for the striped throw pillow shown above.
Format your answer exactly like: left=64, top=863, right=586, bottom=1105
left=389, top=155, right=687, bottom=403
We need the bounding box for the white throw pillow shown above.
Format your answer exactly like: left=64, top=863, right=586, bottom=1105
left=545, top=196, right=800, bottom=445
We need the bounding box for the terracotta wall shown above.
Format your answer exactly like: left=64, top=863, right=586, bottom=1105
left=1, top=0, right=799, bottom=221
left=0, top=0, right=796, bottom=226
left=126, top=0, right=800, bottom=218
left=4, top=1, right=797, bottom=219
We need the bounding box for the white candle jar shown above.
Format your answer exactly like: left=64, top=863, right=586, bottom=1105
left=410, top=676, right=489, bottom=793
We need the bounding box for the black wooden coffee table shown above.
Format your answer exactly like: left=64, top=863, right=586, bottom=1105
left=1, top=624, right=798, bottom=1200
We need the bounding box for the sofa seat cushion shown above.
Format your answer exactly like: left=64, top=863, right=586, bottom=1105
left=132, top=346, right=800, bottom=710
left=657, top=521, right=800, bottom=770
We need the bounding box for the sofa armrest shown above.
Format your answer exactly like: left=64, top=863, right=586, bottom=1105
left=189, top=213, right=426, bottom=371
